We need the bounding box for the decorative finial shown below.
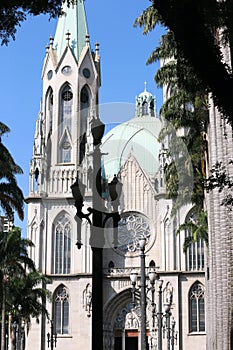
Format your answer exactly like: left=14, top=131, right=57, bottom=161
left=144, top=81, right=147, bottom=92
left=86, top=34, right=90, bottom=45
left=66, top=31, right=71, bottom=45
left=95, top=42, right=100, bottom=61
left=95, top=41, right=99, bottom=53
left=49, top=36, right=54, bottom=47
left=46, top=44, right=49, bottom=53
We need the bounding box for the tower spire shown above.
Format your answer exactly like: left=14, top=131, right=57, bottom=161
left=53, top=0, right=88, bottom=61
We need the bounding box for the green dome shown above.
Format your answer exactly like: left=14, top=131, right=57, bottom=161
left=101, top=115, right=162, bottom=178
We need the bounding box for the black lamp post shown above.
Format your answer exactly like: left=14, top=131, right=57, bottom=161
left=158, top=280, right=163, bottom=350
left=47, top=320, right=57, bottom=349
left=139, top=237, right=147, bottom=350
left=163, top=304, right=177, bottom=350
left=13, top=305, right=24, bottom=350
left=130, top=245, right=157, bottom=350
left=71, top=117, right=122, bottom=350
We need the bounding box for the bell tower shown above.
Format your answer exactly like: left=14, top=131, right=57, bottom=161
left=26, top=1, right=101, bottom=349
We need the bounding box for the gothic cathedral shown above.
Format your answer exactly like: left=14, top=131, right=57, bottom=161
left=26, top=2, right=206, bottom=349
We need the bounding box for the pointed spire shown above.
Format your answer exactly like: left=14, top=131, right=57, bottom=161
left=53, top=0, right=88, bottom=61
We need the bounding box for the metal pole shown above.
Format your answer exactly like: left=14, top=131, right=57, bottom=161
left=91, top=145, right=103, bottom=350
left=171, top=318, right=175, bottom=350
left=158, top=282, right=163, bottom=350
left=140, top=244, right=147, bottom=350
left=18, top=306, right=22, bottom=350
left=166, top=312, right=171, bottom=350
left=50, top=321, right=54, bottom=350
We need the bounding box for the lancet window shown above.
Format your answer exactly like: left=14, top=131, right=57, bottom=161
left=53, top=285, right=70, bottom=335
left=59, top=85, right=73, bottom=163
left=189, top=282, right=205, bottom=333
left=53, top=213, right=71, bottom=274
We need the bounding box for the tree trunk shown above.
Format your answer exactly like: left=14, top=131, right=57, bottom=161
left=1, top=280, right=6, bottom=350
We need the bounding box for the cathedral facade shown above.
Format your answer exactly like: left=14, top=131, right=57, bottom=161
left=26, top=2, right=206, bottom=349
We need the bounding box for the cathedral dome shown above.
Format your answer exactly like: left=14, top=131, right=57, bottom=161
left=101, top=88, right=162, bottom=178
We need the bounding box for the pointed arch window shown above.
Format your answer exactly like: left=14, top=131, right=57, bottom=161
left=142, top=101, right=148, bottom=115
left=59, top=85, right=73, bottom=163
left=54, top=285, right=70, bottom=335
left=59, top=132, right=71, bottom=163
left=60, top=85, right=73, bottom=133
left=53, top=214, right=71, bottom=274
left=189, top=282, right=205, bottom=333
left=80, top=85, right=90, bottom=134
left=45, top=88, right=54, bottom=135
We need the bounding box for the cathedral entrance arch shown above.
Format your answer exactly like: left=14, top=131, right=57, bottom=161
left=103, top=289, right=150, bottom=350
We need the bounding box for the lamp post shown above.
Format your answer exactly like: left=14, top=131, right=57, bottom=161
left=139, top=237, right=147, bottom=350
left=47, top=320, right=57, bottom=349
left=14, top=305, right=23, bottom=350
left=130, top=243, right=157, bottom=350
left=17, top=304, right=22, bottom=350
left=71, top=118, right=122, bottom=350
left=130, top=267, right=177, bottom=350
left=163, top=305, right=177, bottom=350
left=158, top=280, right=163, bottom=350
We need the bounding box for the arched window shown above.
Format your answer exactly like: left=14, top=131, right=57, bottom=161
left=59, top=85, right=73, bottom=163
left=149, top=260, right=156, bottom=268
left=185, top=211, right=205, bottom=271
left=53, top=213, right=71, bottom=274
left=48, top=90, right=53, bottom=133
left=79, top=86, right=90, bottom=163
left=189, top=282, right=205, bottom=333
left=60, top=85, right=73, bottom=133
left=108, top=261, right=115, bottom=272
left=142, top=101, right=148, bottom=115
left=54, top=285, right=69, bottom=335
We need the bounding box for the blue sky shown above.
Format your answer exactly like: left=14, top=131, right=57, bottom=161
left=0, top=0, right=164, bottom=234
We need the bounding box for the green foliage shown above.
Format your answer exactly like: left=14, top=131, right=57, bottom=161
left=135, top=0, right=233, bottom=125
left=176, top=210, right=208, bottom=252
left=0, top=227, right=51, bottom=328
left=8, top=270, right=51, bottom=322
left=135, top=9, right=209, bottom=248
left=0, top=0, right=76, bottom=45
left=205, top=161, right=233, bottom=209
left=153, top=33, right=208, bottom=214
left=0, top=122, right=24, bottom=220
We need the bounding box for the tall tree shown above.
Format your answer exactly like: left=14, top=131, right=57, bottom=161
left=0, top=227, right=34, bottom=350
left=0, top=227, right=51, bottom=350
left=135, top=19, right=209, bottom=246
left=135, top=1, right=233, bottom=125
left=0, top=122, right=24, bottom=221
left=8, top=271, right=51, bottom=350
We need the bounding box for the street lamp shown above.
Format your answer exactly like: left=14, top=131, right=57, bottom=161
left=71, top=118, right=122, bottom=350
left=130, top=240, right=157, bottom=350
left=158, top=280, right=163, bottom=350
left=130, top=264, right=177, bottom=350
left=139, top=237, right=147, bottom=350
left=13, top=305, right=24, bottom=350
left=163, top=304, right=177, bottom=350
left=47, top=320, right=57, bottom=349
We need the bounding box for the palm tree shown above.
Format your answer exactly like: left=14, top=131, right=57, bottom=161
left=176, top=210, right=208, bottom=252
left=8, top=271, right=51, bottom=350
left=0, top=227, right=35, bottom=350
left=0, top=122, right=24, bottom=221
left=135, top=15, right=209, bottom=247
